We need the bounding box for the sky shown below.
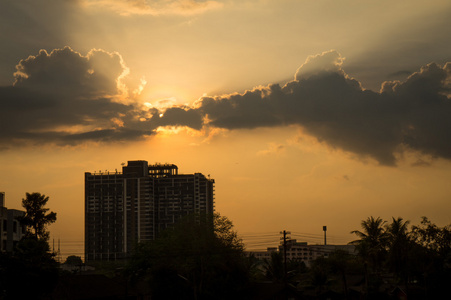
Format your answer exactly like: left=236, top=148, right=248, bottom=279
left=1, top=0, right=451, bottom=256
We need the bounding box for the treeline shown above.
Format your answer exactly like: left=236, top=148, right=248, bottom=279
left=125, top=215, right=451, bottom=299
left=126, top=213, right=249, bottom=299
left=2, top=192, right=450, bottom=300
left=345, top=216, right=451, bottom=298
left=265, top=216, right=451, bottom=299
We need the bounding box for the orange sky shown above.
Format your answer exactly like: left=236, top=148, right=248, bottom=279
left=1, top=0, right=451, bottom=258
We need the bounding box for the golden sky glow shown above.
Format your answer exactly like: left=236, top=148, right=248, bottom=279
left=1, top=0, right=451, bottom=257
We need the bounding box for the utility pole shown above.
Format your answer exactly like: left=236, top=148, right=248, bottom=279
left=323, top=226, right=327, bottom=245
left=280, top=230, right=291, bottom=282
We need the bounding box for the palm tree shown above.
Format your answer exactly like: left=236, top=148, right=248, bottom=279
left=351, top=216, right=388, bottom=271
left=386, top=217, right=410, bottom=282
left=263, top=251, right=284, bottom=282
left=350, top=216, right=389, bottom=297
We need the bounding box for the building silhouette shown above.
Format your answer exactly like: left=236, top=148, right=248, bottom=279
left=0, top=192, right=25, bottom=252
left=247, top=239, right=355, bottom=267
left=85, top=161, right=215, bottom=261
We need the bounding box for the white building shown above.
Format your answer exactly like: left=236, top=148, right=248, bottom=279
left=247, top=239, right=355, bottom=267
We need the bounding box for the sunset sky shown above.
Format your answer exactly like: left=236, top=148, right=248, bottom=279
left=1, top=0, right=451, bottom=256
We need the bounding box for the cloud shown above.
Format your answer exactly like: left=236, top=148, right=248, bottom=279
left=295, top=50, right=345, bottom=81
left=0, top=47, right=155, bottom=148
left=2, top=47, right=451, bottom=167
left=257, top=143, right=285, bottom=156
left=81, top=0, right=224, bottom=16
left=171, top=50, right=451, bottom=166
left=13, top=47, right=129, bottom=99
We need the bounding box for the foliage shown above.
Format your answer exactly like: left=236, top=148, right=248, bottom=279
left=349, top=215, right=451, bottom=298
left=127, top=213, right=248, bottom=300
left=412, top=216, right=451, bottom=257
left=263, top=251, right=284, bottom=282
left=350, top=216, right=389, bottom=272
left=18, top=192, right=57, bottom=241
left=65, top=255, right=83, bottom=265
left=306, top=257, right=335, bottom=295
left=0, top=192, right=59, bottom=299
left=385, top=217, right=411, bottom=281
left=0, top=238, right=59, bottom=299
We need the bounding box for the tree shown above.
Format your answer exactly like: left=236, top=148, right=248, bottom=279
left=65, top=255, right=83, bottom=266
left=412, top=216, right=451, bottom=257
left=350, top=216, right=388, bottom=272
left=19, top=192, right=57, bottom=241
left=2, top=238, right=59, bottom=299
left=263, top=251, right=284, bottom=282
left=385, top=217, right=411, bottom=282
left=350, top=216, right=389, bottom=297
left=127, top=213, right=248, bottom=300
left=306, top=257, right=335, bottom=297
left=327, top=249, right=357, bottom=299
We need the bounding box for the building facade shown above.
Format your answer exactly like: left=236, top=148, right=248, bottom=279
left=85, top=161, right=215, bottom=261
left=247, top=240, right=355, bottom=267
left=278, top=239, right=355, bottom=265
left=0, top=192, right=26, bottom=252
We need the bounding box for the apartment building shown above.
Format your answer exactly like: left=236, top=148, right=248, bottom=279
left=85, top=161, right=215, bottom=261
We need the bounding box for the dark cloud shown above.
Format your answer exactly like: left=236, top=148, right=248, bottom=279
left=186, top=51, right=450, bottom=165
left=0, top=47, right=154, bottom=148
left=151, top=107, right=203, bottom=130
left=387, top=70, right=412, bottom=79
left=2, top=47, right=451, bottom=166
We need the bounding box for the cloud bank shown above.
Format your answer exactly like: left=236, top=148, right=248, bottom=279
left=0, top=47, right=154, bottom=146
left=1, top=48, right=450, bottom=165
left=82, top=0, right=224, bottom=16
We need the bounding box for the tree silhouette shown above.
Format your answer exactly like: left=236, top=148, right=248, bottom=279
left=127, top=213, right=247, bottom=300
left=65, top=255, right=83, bottom=265
left=1, top=232, right=59, bottom=299
left=410, top=216, right=451, bottom=296
left=385, top=217, right=410, bottom=283
left=263, top=251, right=284, bottom=282
left=350, top=216, right=389, bottom=297
left=19, top=192, right=57, bottom=241
left=412, top=216, right=451, bottom=257
left=350, top=216, right=388, bottom=272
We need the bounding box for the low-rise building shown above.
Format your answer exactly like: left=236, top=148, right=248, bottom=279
left=247, top=239, right=355, bottom=266
left=279, top=239, right=355, bottom=265
left=0, top=192, right=26, bottom=252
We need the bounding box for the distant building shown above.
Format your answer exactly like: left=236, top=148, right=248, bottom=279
left=280, top=239, right=355, bottom=265
left=247, top=239, right=355, bottom=266
left=248, top=247, right=278, bottom=260
left=85, top=161, right=215, bottom=261
left=0, top=192, right=26, bottom=252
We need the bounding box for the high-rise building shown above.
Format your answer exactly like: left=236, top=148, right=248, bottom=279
left=85, top=161, right=215, bottom=261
